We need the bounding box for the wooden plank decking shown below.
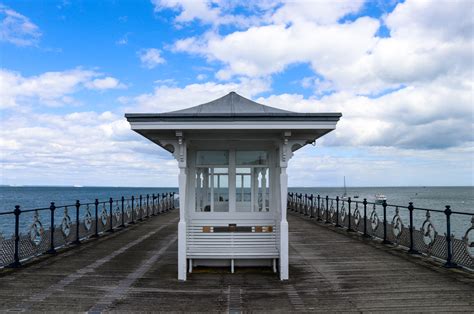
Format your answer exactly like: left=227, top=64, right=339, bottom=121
left=0, top=210, right=472, bottom=313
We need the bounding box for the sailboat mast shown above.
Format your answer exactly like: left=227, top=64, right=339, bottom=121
left=343, top=176, right=347, bottom=196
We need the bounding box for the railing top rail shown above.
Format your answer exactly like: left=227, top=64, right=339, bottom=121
left=0, top=193, right=176, bottom=215
left=301, top=194, right=473, bottom=216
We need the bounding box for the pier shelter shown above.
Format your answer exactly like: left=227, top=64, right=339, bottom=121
left=126, top=92, right=341, bottom=280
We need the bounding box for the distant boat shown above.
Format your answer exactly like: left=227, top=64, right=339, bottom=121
left=353, top=194, right=359, bottom=199
left=375, top=194, right=387, bottom=204
left=342, top=176, right=349, bottom=200
left=73, top=185, right=83, bottom=188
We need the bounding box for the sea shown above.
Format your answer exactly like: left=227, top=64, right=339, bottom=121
left=0, top=186, right=472, bottom=238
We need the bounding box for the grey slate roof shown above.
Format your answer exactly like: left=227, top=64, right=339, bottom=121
left=125, top=91, right=342, bottom=122
left=167, top=91, right=292, bottom=115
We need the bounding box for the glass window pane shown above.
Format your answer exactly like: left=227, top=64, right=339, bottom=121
left=236, top=151, right=268, bottom=165
left=256, top=168, right=270, bottom=212
left=236, top=168, right=252, bottom=212
left=195, top=168, right=211, bottom=212
left=195, top=167, right=229, bottom=212
left=214, top=168, right=229, bottom=212
left=196, top=151, right=228, bottom=165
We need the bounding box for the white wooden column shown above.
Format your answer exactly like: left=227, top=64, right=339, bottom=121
left=178, top=166, right=187, bottom=281
left=279, top=132, right=292, bottom=280
left=175, top=132, right=187, bottom=281
left=279, top=166, right=289, bottom=280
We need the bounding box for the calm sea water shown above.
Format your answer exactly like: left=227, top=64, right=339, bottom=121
left=288, top=186, right=473, bottom=238
left=0, top=186, right=472, bottom=237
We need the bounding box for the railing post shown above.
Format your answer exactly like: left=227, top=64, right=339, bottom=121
left=8, top=205, right=22, bottom=268
left=443, top=205, right=458, bottom=268
left=93, top=199, right=99, bottom=237
left=156, top=193, right=161, bottom=215
left=309, top=194, right=315, bottom=218
left=146, top=194, right=150, bottom=218
left=162, top=193, right=167, bottom=212
left=304, top=194, right=308, bottom=216
left=325, top=196, right=330, bottom=223
left=382, top=200, right=391, bottom=244
left=73, top=200, right=81, bottom=245
left=317, top=195, right=321, bottom=221
left=172, top=192, right=176, bottom=209
left=108, top=198, right=114, bottom=232
left=347, top=197, right=354, bottom=232
left=120, top=196, right=126, bottom=228
left=288, top=193, right=292, bottom=211
left=335, top=196, right=341, bottom=227
left=298, top=194, right=302, bottom=214
left=407, top=202, right=419, bottom=254
left=130, top=196, right=135, bottom=224
left=47, top=202, right=57, bottom=254
left=363, top=198, right=370, bottom=238
left=139, top=195, right=143, bottom=221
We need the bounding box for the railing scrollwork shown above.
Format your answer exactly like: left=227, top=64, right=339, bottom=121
left=391, top=207, right=403, bottom=245
left=29, top=210, right=44, bottom=246
left=61, top=206, right=72, bottom=238
left=421, top=210, right=437, bottom=254
left=462, top=216, right=474, bottom=258
left=370, top=204, right=380, bottom=234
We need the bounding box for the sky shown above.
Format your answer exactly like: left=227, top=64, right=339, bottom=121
left=0, top=0, right=473, bottom=187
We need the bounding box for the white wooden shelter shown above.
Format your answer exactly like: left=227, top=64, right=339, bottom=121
left=126, top=92, right=341, bottom=280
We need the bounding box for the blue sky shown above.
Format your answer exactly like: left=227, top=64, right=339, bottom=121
left=0, top=0, right=473, bottom=187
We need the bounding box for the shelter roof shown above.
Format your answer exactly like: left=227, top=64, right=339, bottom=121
left=125, top=92, right=341, bottom=122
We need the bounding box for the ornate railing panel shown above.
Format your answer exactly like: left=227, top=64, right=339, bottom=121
left=0, top=192, right=177, bottom=268
left=287, top=192, right=474, bottom=270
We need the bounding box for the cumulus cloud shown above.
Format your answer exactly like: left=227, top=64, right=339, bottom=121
left=85, top=77, right=126, bottom=90
left=151, top=0, right=270, bottom=28
left=0, top=68, right=125, bottom=108
left=138, top=48, right=165, bottom=69
left=171, top=0, right=473, bottom=95
left=0, top=5, right=41, bottom=46
left=258, top=77, right=473, bottom=150
left=124, top=77, right=271, bottom=112
left=0, top=110, right=179, bottom=186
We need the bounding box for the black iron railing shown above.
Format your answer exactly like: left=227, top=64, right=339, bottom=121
left=0, top=192, right=177, bottom=268
left=288, top=193, right=474, bottom=270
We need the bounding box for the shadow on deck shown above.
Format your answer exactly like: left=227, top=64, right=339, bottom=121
left=0, top=210, right=473, bottom=312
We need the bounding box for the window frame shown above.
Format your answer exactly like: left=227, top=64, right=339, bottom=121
left=193, top=149, right=272, bottom=216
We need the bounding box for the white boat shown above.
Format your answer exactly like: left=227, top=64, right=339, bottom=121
left=374, top=194, right=387, bottom=204
left=341, top=176, right=349, bottom=200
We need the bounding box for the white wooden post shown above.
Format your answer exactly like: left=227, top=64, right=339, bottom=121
left=279, top=166, right=289, bottom=280
left=279, top=133, right=291, bottom=281
left=175, top=132, right=187, bottom=281
left=178, top=166, right=187, bottom=281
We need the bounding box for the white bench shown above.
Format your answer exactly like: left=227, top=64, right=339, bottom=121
left=187, top=222, right=279, bottom=273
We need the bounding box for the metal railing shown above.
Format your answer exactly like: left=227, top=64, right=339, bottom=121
left=0, top=192, right=177, bottom=268
left=288, top=193, right=473, bottom=270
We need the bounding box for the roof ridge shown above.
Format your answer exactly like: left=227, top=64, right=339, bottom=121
left=261, top=101, right=268, bottom=113
left=230, top=91, right=235, bottom=115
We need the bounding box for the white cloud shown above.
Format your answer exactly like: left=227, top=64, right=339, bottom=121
left=196, top=73, right=207, bottom=81
left=0, top=5, right=42, bottom=46
left=171, top=0, right=473, bottom=95
left=0, top=110, right=179, bottom=186
left=271, top=0, right=364, bottom=25
left=257, top=76, right=473, bottom=150
left=151, top=0, right=268, bottom=28
left=125, top=77, right=271, bottom=112
left=0, top=68, right=125, bottom=108
left=289, top=145, right=474, bottom=187
left=138, top=48, right=165, bottom=69
left=85, top=77, right=126, bottom=90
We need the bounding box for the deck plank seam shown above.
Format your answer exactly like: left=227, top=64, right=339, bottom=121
left=10, top=217, right=178, bottom=312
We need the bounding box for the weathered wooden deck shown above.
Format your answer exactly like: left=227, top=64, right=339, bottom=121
left=0, top=210, right=473, bottom=313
